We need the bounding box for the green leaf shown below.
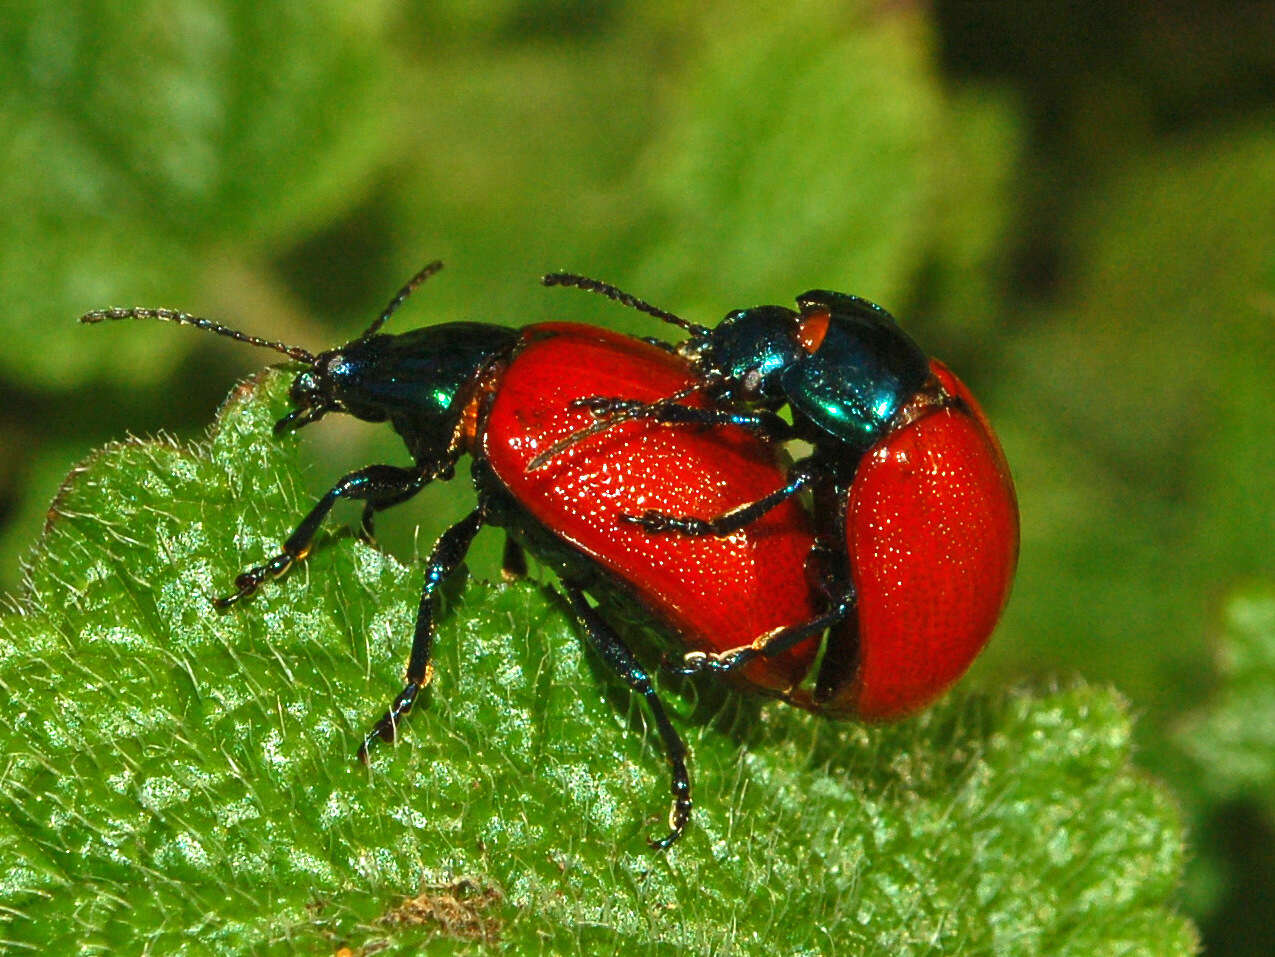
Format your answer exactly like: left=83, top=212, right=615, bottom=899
left=2, top=372, right=1195, bottom=953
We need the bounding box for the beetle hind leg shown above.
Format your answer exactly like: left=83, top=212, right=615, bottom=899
left=562, top=584, right=692, bottom=850
left=672, top=593, right=853, bottom=678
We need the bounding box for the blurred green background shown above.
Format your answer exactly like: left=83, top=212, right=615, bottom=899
left=7, top=0, right=1274, bottom=951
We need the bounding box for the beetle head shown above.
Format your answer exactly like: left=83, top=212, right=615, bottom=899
left=273, top=348, right=353, bottom=434
left=81, top=262, right=447, bottom=438
left=275, top=361, right=332, bottom=434
left=687, top=305, right=804, bottom=402
left=274, top=337, right=411, bottom=434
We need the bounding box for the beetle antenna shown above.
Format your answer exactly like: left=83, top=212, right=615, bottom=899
left=79, top=307, right=315, bottom=363
left=541, top=273, right=712, bottom=337
left=528, top=382, right=703, bottom=471
left=360, top=260, right=445, bottom=339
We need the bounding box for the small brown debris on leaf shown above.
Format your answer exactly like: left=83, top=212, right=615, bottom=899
left=380, top=878, right=504, bottom=944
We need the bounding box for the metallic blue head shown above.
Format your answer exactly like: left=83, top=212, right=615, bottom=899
left=684, top=290, right=929, bottom=452
left=683, top=306, right=805, bottom=403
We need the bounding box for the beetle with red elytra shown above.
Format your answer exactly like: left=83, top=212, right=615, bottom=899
left=536, top=274, right=1019, bottom=721
left=81, top=262, right=825, bottom=849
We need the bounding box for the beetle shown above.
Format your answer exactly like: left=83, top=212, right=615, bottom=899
left=80, top=263, right=822, bottom=848
left=533, top=274, right=1019, bottom=720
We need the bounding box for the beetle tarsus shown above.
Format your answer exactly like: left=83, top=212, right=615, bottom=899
left=570, top=396, right=636, bottom=417
left=621, top=510, right=714, bottom=537
left=358, top=681, right=421, bottom=763
left=674, top=647, right=757, bottom=676
left=649, top=754, right=692, bottom=851
left=212, top=556, right=293, bottom=608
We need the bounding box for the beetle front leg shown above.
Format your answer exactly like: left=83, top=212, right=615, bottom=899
left=624, top=464, right=816, bottom=537
left=562, top=584, right=692, bottom=850
left=359, top=505, right=487, bottom=761
left=575, top=397, right=795, bottom=440
left=528, top=400, right=794, bottom=471
left=214, top=464, right=428, bottom=608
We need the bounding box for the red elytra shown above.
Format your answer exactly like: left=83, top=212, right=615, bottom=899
left=480, top=323, right=821, bottom=694
left=811, top=358, right=1019, bottom=719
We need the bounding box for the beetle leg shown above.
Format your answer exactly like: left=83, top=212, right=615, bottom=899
left=214, top=464, right=430, bottom=608
left=623, top=465, right=815, bottom=537
left=801, top=498, right=863, bottom=703
left=810, top=599, right=860, bottom=704
left=562, top=584, right=692, bottom=851
left=672, top=592, right=854, bottom=676
left=500, top=535, right=528, bottom=581
left=358, top=475, right=428, bottom=545
left=576, top=397, right=795, bottom=439
left=359, top=505, right=487, bottom=761
left=527, top=400, right=792, bottom=471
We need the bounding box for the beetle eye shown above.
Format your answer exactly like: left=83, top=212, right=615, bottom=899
left=290, top=370, right=320, bottom=404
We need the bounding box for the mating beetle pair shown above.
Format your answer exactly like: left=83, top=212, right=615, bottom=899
left=537, top=274, right=1019, bottom=720
left=82, top=262, right=1017, bottom=848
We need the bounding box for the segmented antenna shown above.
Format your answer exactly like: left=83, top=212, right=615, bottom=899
left=360, top=260, right=445, bottom=339
left=528, top=382, right=703, bottom=471
left=541, top=273, right=711, bottom=337
left=79, top=306, right=315, bottom=363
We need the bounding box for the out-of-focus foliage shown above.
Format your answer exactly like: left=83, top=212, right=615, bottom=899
left=2, top=0, right=396, bottom=384
left=991, top=119, right=1275, bottom=724
left=0, top=374, right=1194, bottom=953
left=1176, top=588, right=1275, bottom=954
left=5, top=0, right=1274, bottom=953
left=1181, top=590, right=1275, bottom=809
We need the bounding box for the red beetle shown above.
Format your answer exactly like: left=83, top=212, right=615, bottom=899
left=803, top=357, right=1018, bottom=718
left=82, top=264, right=821, bottom=848
left=537, top=277, right=1019, bottom=720
left=479, top=323, right=819, bottom=700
